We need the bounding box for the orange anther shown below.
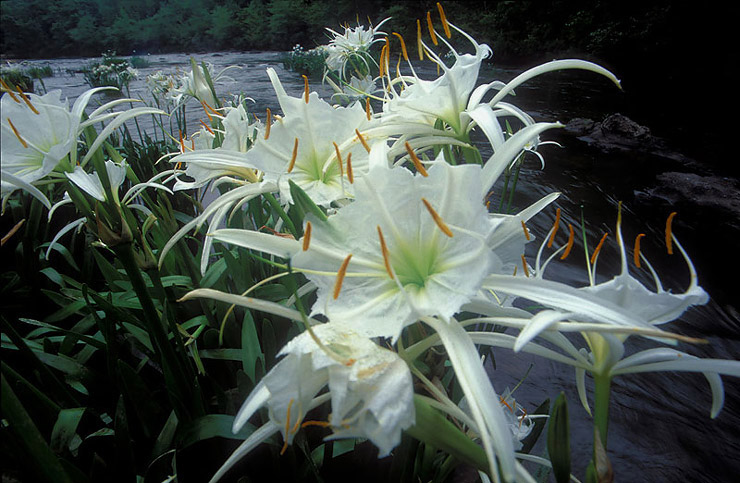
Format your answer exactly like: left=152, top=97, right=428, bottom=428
left=665, top=212, right=677, bottom=255
left=0, top=78, right=21, bottom=103
left=377, top=225, right=394, bottom=279
left=520, top=220, right=530, bottom=241
left=280, top=399, right=295, bottom=455
left=264, top=107, right=272, bottom=140
left=560, top=223, right=575, bottom=260
left=199, top=119, right=214, bottom=135
left=379, top=44, right=388, bottom=78
left=426, top=11, right=438, bottom=46
left=16, top=87, right=39, bottom=115
left=404, top=142, right=428, bottom=177
left=392, top=32, right=409, bottom=61
left=634, top=233, right=646, bottom=268
left=201, top=100, right=213, bottom=122
left=333, top=141, right=344, bottom=176
left=416, top=19, right=424, bottom=60
left=179, top=130, right=185, bottom=153
left=6, top=118, right=28, bottom=148
left=346, top=152, right=354, bottom=184
left=422, top=198, right=453, bottom=237
left=302, top=75, right=309, bottom=103
left=500, top=397, right=514, bottom=413
left=437, top=2, right=452, bottom=38
left=302, top=221, right=312, bottom=251
left=547, top=208, right=561, bottom=248
left=590, top=232, right=609, bottom=265
left=301, top=420, right=332, bottom=428
left=355, top=129, right=371, bottom=153
left=287, top=137, right=299, bottom=173
left=520, top=255, right=530, bottom=277
left=333, top=254, right=353, bottom=299
left=365, top=97, right=372, bottom=121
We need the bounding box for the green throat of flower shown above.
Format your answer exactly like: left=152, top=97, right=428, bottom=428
left=391, top=239, right=441, bottom=289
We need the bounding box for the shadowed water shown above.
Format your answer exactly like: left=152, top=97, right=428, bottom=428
left=10, top=52, right=739, bottom=482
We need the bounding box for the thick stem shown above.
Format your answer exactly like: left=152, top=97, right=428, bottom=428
left=592, top=374, right=611, bottom=450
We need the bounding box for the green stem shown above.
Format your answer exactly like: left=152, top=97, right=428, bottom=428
left=592, top=374, right=611, bottom=450
left=113, top=242, right=201, bottom=421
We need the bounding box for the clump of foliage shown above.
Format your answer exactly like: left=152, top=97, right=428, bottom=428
left=0, top=67, right=33, bottom=92
left=82, top=51, right=138, bottom=90
left=129, top=55, right=150, bottom=69
left=280, top=44, right=328, bottom=77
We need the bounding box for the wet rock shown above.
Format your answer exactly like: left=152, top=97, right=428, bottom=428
left=564, top=113, right=703, bottom=169
left=636, top=172, right=740, bottom=229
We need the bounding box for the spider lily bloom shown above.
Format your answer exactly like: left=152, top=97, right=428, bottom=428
left=324, top=18, right=391, bottom=76
left=483, top=207, right=710, bottom=348
left=244, top=68, right=374, bottom=206
left=170, top=104, right=262, bottom=191
left=209, top=324, right=414, bottom=483
left=376, top=18, right=620, bottom=166
left=289, top=159, right=498, bottom=340
left=1, top=87, right=164, bottom=210
left=167, top=59, right=238, bottom=108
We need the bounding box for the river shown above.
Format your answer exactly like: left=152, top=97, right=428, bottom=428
left=7, top=51, right=739, bottom=483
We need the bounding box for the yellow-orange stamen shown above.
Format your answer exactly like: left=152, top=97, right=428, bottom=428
left=377, top=226, right=394, bottom=279
left=426, top=11, right=438, bottom=45
left=416, top=19, right=424, bottom=60
left=333, top=254, right=353, bottom=299
left=547, top=208, right=561, bottom=248
left=365, top=97, right=371, bottom=121
left=590, top=232, right=609, bottom=265
left=332, top=141, right=344, bottom=176
left=179, top=130, right=185, bottom=153
left=264, top=107, right=272, bottom=140
left=422, top=198, right=453, bottom=237
left=393, top=32, right=409, bottom=61
left=560, top=223, right=575, bottom=260
left=287, top=137, right=299, bottom=173
left=302, top=221, right=312, bottom=251
left=301, top=420, right=332, bottom=428
left=6, top=118, right=28, bottom=148
left=191, top=138, right=195, bottom=150
left=520, top=255, right=530, bottom=277
left=16, top=87, right=39, bottom=115
left=520, top=220, right=531, bottom=241
left=302, top=75, right=309, bottom=103
left=199, top=119, right=214, bottom=134
left=280, top=399, right=295, bottom=455
left=0, top=78, right=20, bottom=103
left=404, top=142, right=428, bottom=177
left=346, top=153, right=354, bottom=184
left=437, top=2, right=452, bottom=38
left=634, top=233, right=646, bottom=268
left=201, top=101, right=213, bottom=122
left=665, top=212, right=677, bottom=255
left=344, top=358, right=356, bottom=367
left=500, top=397, right=514, bottom=413
left=355, top=129, right=371, bottom=153
left=1, top=218, right=25, bottom=247
left=201, top=100, right=220, bottom=117
left=379, top=44, right=388, bottom=78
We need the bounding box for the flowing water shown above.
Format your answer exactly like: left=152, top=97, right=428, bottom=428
left=9, top=52, right=739, bottom=482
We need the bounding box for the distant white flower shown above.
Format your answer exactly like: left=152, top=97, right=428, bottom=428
left=65, top=159, right=128, bottom=202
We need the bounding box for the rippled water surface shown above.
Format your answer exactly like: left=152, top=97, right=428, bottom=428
left=12, top=52, right=739, bottom=482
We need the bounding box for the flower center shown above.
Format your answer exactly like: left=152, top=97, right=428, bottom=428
left=391, top=238, right=441, bottom=289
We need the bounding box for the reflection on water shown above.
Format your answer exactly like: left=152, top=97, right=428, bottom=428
left=10, top=52, right=739, bottom=482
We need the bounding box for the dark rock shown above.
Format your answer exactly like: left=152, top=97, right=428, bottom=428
left=636, top=172, right=740, bottom=229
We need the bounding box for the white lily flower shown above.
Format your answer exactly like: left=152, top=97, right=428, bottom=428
left=231, top=323, right=414, bottom=456
left=1, top=88, right=107, bottom=208
left=65, top=160, right=128, bottom=202
left=324, top=18, right=390, bottom=75
left=290, top=159, right=496, bottom=340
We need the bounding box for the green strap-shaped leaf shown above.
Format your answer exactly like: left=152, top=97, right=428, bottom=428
left=288, top=179, right=328, bottom=223
left=547, top=391, right=571, bottom=483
